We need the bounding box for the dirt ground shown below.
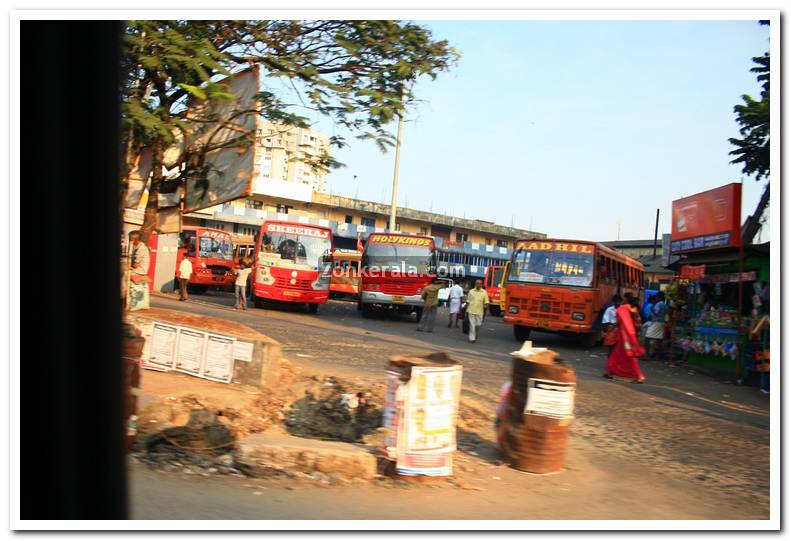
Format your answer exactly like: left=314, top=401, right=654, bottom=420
left=130, top=295, right=772, bottom=520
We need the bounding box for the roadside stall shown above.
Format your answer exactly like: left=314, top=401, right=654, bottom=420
left=666, top=183, right=769, bottom=386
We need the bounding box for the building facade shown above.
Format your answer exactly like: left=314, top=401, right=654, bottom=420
left=603, top=235, right=677, bottom=288
left=254, top=122, right=331, bottom=193
left=184, top=191, right=546, bottom=287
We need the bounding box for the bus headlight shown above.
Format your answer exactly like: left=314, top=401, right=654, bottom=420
left=201, top=262, right=207, bottom=269
left=571, top=312, right=585, bottom=321
left=508, top=305, right=519, bottom=314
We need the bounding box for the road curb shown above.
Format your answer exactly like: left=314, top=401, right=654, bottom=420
left=237, top=432, right=378, bottom=481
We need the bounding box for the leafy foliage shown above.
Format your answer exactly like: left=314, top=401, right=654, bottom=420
left=121, top=20, right=459, bottom=172
left=728, top=23, right=770, bottom=181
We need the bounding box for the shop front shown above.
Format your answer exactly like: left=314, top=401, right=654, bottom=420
left=666, top=243, right=769, bottom=387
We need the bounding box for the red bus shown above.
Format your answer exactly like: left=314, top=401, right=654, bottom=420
left=330, top=249, right=362, bottom=299
left=503, top=239, right=643, bottom=347
left=176, top=227, right=235, bottom=292
left=484, top=264, right=506, bottom=316
left=250, top=220, right=334, bottom=313
left=359, top=233, right=437, bottom=320
left=231, top=234, right=256, bottom=267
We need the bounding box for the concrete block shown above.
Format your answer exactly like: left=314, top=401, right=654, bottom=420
left=238, top=432, right=377, bottom=480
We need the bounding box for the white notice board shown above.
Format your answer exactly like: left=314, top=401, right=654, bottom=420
left=233, top=340, right=254, bottom=362
left=174, top=328, right=207, bottom=376
left=203, top=334, right=236, bottom=383
left=524, top=378, right=576, bottom=419
left=146, top=322, right=179, bottom=371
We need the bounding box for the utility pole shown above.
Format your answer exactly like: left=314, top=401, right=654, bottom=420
left=652, top=208, right=660, bottom=259
left=389, top=84, right=406, bottom=232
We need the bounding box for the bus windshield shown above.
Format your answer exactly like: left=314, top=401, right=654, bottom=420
left=509, top=248, right=594, bottom=287
left=199, top=237, right=233, bottom=261
left=491, top=267, right=504, bottom=287
left=260, top=231, right=331, bottom=269
left=364, top=244, right=434, bottom=274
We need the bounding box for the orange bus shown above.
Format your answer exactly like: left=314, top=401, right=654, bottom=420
left=330, top=249, right=362, bottom=299
left=250, top=220, right=334, bottom=313
left=359, top=233, right=437, bottom=320
left=174, top=226, right=236, bottom=293
left=503, top=239, right=643, bottom=347
left=483, top=264, right=506, bottom=316
left=232, top=235, right=256, bottom=266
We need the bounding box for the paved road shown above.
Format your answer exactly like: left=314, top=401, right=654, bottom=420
left=134, top=292, right=770, bottom=520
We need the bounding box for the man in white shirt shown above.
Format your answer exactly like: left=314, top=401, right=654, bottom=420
left=447, top=280, right=464, bottom=328
left=178, top=257, right=193, bottom=301
left=601, top=294, right=622, bottom=353
left=234, top=261, right=253, bottom=310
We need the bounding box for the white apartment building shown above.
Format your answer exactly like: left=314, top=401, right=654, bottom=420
left=254, top=122, right=331, bottom=193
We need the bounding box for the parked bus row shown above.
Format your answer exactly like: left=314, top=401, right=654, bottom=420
left=153, top=222, right=644, bottom=346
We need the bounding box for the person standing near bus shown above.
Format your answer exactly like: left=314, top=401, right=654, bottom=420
left=447, top=280, right=464, bottom=328
left=466, top=279, right=490, bottom=343
left=177, top=256, right=193, bottom=301
left=604, top=294, right=646, bottom=383
left=645, top=292, right=667, bottom=360
left=416, top=278, right=443, bottom=333
left=601, top=294, right=622, bottom=354
left=127, top=231, right=150, bottom=311
left=234, top=260, right=252, bottom=310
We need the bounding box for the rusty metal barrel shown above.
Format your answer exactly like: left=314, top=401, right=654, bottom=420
left=502, top=342, right=576, bottom=474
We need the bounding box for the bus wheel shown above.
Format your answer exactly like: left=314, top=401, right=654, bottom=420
left=514, top=325, right=531, bottom=341
left=489, top=305, right=502, bottom=317
left=306, top=303, right=319, bottom=314
left=579, top=330, right=600, bottom=349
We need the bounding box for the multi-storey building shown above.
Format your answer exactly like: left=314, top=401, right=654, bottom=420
left=254, top=122, right=331, bottom=193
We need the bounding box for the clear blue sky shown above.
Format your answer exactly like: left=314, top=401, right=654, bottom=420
left=311, top=20, right=770, bottom=241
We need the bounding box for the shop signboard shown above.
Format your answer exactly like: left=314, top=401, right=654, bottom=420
left=670, top=183, right=742, bottom=254
left=680, top=264, right=706, bottom=280
left=699, top=271, right=757, bottom=284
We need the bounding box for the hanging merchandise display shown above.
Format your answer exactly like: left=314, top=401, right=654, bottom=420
left=669, top=265, right=769, bottom=385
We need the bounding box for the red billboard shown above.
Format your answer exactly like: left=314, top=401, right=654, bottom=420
left=670, top=183, right=742, bottom=254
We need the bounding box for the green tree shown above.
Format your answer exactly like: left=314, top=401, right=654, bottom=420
left=728, top=51, right=769, bottom=180
left=121, top=20, right=458, bottom=241
left=728, top=20, right=770, bottom=243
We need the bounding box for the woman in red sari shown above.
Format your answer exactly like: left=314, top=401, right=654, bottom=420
left=604, top=295, right=646, bottom=383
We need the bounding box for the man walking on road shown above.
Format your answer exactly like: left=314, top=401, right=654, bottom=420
left=447, top=279, right=464, bottom=328
left=416, top=278, right=443, bottom=333
left=466, top=279, right=490, bottom=343
left=177, top=256, right=193, bottom=301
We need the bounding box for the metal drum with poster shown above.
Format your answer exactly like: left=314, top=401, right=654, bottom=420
left=501, top=341, right=576, bottom=475
left=382, top=352, right=463, bottom=477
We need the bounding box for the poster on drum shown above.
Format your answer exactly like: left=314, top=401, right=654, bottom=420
left=396, top=366, right=463, bottom=476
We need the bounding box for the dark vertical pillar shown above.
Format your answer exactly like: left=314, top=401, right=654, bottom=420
left=21, top=20, right=125, bottom=519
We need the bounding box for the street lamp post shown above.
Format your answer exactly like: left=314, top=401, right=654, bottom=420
left=389, top=84, right=406, bottom=232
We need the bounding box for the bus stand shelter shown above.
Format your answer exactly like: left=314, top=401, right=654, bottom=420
left=666, top=243, right=769, bottom=388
